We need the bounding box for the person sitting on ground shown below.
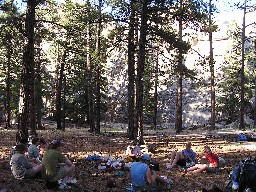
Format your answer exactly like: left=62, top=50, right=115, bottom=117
left=28, top=137, right=40, bottom=160
left=125, top=141, right=143, bottom=162
left=10, top=144, right=42, bottom=179
left=186, top=145, right=219, bottom=174
left=126, top=141, right=142, bottom=157
left=130, top=154, right=173, bottom=191
left=39, top=138, right=47, bottom=158
left=10, top=138, right=29, bottom=159
left=42, top=140, right=76, bottom=190
left=28, top=137, right=47, bottom=163
left=166, top=142, right=196, bottom=169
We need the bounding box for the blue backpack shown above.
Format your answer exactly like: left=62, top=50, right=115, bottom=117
left=231, top=157, right=256, bottom=192
left=238, top=133, right=247, bottom=141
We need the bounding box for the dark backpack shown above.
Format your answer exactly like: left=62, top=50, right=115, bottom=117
left=231, top=158, right=256, bottom=192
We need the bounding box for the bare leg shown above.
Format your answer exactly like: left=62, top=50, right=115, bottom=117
left=187, top=164, right=207, bottom=173
left=166, top=151, right=177, bottom=168
left=151, top=174, right=167, bottom=184
left=169, top=151, right=177, bottom=164
left=66, top=164, right=75, bottom=179
left=171, top=152, right=185, bottom=168
left=33, top=164, right=42, bottom=174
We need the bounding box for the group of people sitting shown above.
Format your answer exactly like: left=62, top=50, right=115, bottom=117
left=165, top=142, right=220, bottom=174
left=124, top=141, right=173, bottom=191
left=10, top=137, right=76, bottom=190
left=125, top=141, right=221, bottom=191
left=10, top=137, right=222, bottom=191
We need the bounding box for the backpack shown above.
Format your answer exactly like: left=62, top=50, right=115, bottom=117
left=231, top=157, right=256, bottom=192
left=238, top=133, right=247, bottom=141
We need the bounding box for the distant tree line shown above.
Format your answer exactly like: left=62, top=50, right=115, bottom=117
left=0, top=0, right=255, bottom=144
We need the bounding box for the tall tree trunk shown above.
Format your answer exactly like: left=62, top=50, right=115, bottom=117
left=254, top=79, right=256, bottom=128
left=127, top=0, right=136, bottom=140
left=5, top=33, right=11, bottom=129
left=18, top=0, right=37, bottom=140
left=27, top=0, right=36, bottom=136
left=240, top=0, right=246, bottom=130
left=56, top=49, right=66, bottom=130
left=87, top=23, right=95, bottom=132
left=95, top=0, right=102, bottom=134
left=153, top=45, right=159, bottom=129
left=62, top=74, right=66, bottom=130
left=53, top=44, right=60, bottom=120
left=35, top=40, right=43, bottom=130
left=209, top=0, right=215, bottom=130
left=136, top=0, right=148, bottom=144
left=18, top=78, right=29, bottom=142
left=175, top=0, right=183, bottom=134
left=254, top=40, right=256, bottom=128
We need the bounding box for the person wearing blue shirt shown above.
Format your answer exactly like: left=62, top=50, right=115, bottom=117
left=130, top=154, right=173, bottom=191
left=28, top=137, right=40, bottom=159
left=166, top=142, right=196, bottom=169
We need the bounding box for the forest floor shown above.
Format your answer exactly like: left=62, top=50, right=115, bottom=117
left=0, top=124, right=256, bottom=192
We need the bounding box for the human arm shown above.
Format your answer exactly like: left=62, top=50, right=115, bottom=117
left=65, top=156, right=74, bottom=167
left=20, top=156, right=33, bottom=169
left=146, top=167, right=153, bottom=185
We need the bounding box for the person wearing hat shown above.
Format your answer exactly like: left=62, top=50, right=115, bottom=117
left=10, top=144, right=42, bottom=179
left=42, top=140, right=76, bottom=190
left=130, top=154, right=173, bottom=191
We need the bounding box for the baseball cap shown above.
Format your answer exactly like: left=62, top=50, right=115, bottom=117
left=141, top=154, right=150, bottom=161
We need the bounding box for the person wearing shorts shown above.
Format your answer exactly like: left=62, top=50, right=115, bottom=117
left=10, top=144, right=42, bottom=179
left=186, top=145, right=219, bottom=174
left=42, top=140, right=76, bottom=185
left=166, top=142, right=196, bottom=169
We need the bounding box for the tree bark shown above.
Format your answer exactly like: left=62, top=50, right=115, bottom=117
left=254, top=79, right=256, bottom=128
left=87, top=22, right=95, bottom=132
left=56, top=48, right=66, bottom=130
left=240, top=1, right=246, bottom=130
left=5, top=33, right=11, bottom=129
left=35, top=39, right=43, bottom=130
left=175, top=0, right=183, bottom=134
left=127, top=0, right=136, bottom=140
left=209, top=0, right=216, bottom=130
left=153, top=45, right=159, bottom=129
left=254, top=40, right=256, bottom=128
left=95, top=0, right=102, bottom=134
left=136, top=0, right=148, bottom=144
left=18, top=0, right=37, bottom=140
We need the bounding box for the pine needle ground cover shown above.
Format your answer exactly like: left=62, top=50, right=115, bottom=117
left=0, top=126, right=255, bottom=192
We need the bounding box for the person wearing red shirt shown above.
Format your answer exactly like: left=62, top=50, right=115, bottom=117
left=186, top=146, right=219, bottom=174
